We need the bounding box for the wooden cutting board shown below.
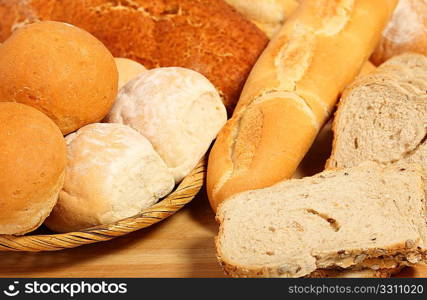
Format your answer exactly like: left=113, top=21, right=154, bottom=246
left=0, top=124, right=425, bottom=278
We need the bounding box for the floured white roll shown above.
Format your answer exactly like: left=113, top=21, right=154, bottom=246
left=45, top=123, right=175, bottom=233
left=107, top=67, right=227, bottom=183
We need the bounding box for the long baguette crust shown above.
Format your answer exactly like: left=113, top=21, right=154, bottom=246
left=207, top=0, right=398, bottom=211
left=0, top=0, right=268, bottom=114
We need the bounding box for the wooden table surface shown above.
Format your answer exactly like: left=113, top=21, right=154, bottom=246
left=0, top=125, right=425, bottom=278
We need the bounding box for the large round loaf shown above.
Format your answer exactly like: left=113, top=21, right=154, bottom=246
left=0, top=0, right=268, bottom=114
left=0, top=102, right=66, bottom=235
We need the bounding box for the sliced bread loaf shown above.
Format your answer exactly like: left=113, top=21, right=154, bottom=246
left=327, top=53, right=427, bottom=171
left=216, top=162, right=427, bottom=278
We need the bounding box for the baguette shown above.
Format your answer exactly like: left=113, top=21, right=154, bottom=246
left=0, top=0, right=268, bottom=114
left=207, top=0, right=398, bottom=211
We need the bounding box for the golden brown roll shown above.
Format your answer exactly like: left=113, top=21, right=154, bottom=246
left=0, top=102, right=66, bottom=235
left=0, top=21, right=118, bottom=134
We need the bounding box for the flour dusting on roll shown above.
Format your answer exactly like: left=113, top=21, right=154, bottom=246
left=45, top=123, right=175, bottom=233
left=107, top=67, right=227, bottom=183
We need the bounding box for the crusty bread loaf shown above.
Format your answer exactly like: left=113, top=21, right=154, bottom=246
left=107, top=67, right=227, bottom=183
left=216, top=162, right=427, bottom=278
left=310, top=268, right=402, bottom=278
left=0, top=0, right=268, bottom=114
left=0, top=21, right=118, bottom=134
left=225, top=0, right=300, bottom=38
left=0, top=102, right=66, bottom=235
left=371, top=0, right=427, bottom=65
left=207, top=0, right=398, bottom=211
left=327, top=53, right=427, bottom=173
left=115, top=58, right=147, bottom=90
left=45, top=123, right=175, bottom=233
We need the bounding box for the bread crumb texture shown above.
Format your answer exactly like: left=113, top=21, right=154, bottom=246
left=217, top=162, right=427, bottom=277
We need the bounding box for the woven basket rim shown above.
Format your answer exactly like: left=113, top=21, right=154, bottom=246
left=0, top=158, right=206, bottom=252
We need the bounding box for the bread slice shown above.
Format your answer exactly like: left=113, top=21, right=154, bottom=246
left=216, top=162, right=427, bottom=278
left=327, top=53, right=427, bottom=171
left=324, top=53, right=427, bottom=278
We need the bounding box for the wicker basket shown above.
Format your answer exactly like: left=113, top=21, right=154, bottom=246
left=0, top=159, right=206, bottom=252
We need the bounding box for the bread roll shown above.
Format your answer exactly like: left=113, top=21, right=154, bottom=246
left=371, top=0, right=427, bottom=65
left=207, top=0, right=398, bottom=211
left=45, top=123, right=175, bottom=233
left=0, top=21, right=118, bottom=134
left=0, top=102, right=66, bottom=235
left=107, top=67, right=227, bottom=183
left=225, top=0, right=300, bottom=37
left=0, top=0, right=268, bottom=114
left=115, top=58, right=147, bottom=89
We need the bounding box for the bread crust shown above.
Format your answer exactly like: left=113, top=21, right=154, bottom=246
left=216, top=232, right=409, bottom=278
left=45, top=123, right=175, bottom=233
left=225, top=0, right=300, bottom=38
left=0, top=21, right=118, bottom=134
left=327, top=52, right=427, bottom=170
left=0, top=102, right=66, bottom=235
left=115, top=58, right=147, bottom=89
left=207, top=0, right=398, bottom=211
left=0, top=0, right=268, bottom=114
left=371, top=0, right=427, bottom=65
left=214, top=163, right=427, bottom=278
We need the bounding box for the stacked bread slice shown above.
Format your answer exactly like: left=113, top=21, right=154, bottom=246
left=216, top=53, right=427, bottom=277
left=327, top=53, right=427, bottom=174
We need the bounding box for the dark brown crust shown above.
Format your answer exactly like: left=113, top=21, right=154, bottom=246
left=0, top=0, right=268, bottom=114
